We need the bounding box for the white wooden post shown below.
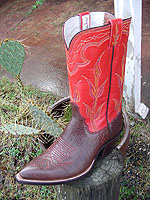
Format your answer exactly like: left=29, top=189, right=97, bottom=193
left=114, top=0, right=149, bottom=119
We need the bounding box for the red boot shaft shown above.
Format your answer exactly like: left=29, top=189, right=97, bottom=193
left=64, top=13, right=131, bottom=132
left=108, top=19, right=131, bottom=123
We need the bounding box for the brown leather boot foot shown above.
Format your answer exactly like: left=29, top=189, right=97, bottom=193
left=16, top=103, right=122, bottom=185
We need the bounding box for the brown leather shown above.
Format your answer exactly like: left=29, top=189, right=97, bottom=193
left=16, top=103, right=122, bottom=184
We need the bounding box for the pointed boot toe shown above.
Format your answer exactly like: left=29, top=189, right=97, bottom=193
left=15, top=157, right=51, bottom=185
left=16, top=103, right=123, bottom=185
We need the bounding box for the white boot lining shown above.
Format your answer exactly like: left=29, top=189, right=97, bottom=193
left=64, top=12, right=114, bottom=48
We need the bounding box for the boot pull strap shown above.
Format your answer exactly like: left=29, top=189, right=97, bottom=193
left=108, top=18, right=123, bottom=46
left=78, top=11, right=91, bottom=31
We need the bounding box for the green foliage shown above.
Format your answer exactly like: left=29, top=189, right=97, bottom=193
left=31, top=0, right=45, bottom=11
left=5, top=0, right=46, bottom=34
left=0, top=40, right=25, bottom=78
left=0, top=105, right=62, bottom=137
left=0, top=36, right=62, bottom=137
left=0, top=77, right=61, bottom=138
left=0, top=129, right=56, bottom=199
left=55, top=103, right=72, bottom=130
left=9, top=147, right=21, bottom=159
left=0, top=123, right=39, bottom=135
left=0, top=78, right=58, bottom=199
left=30, top=105, right=62, bottom=138
left=63, top=103, right=72, bottom=123
left=40, top=186, right=56, bottom=199
left=119, top=186, right=139, bottom=200
left=0, top=77, right=22, bottom=123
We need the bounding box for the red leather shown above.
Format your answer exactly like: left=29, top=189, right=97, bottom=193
left=108, top=18, right=123, bottom=46
left=65, top=18, right=131, bottom=132
left=108, top=19, right=131, bottom=123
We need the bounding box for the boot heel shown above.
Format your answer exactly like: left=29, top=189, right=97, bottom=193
left=101, top=136, right=119, bottom=158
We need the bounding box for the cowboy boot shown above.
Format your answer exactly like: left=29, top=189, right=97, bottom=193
left=16, top=12, right=131, bottom=185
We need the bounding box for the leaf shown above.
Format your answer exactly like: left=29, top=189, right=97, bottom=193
left=30, top=105, right=62, bottom=138
left=37, top=0, right=43, bottom=5
left=0, top=40, right=25, bottom=78
left=0, top=124, right=39, bottom=135
left=97, top=78, right=108, bottom=98
left=32, top=5, right=37, bottom=9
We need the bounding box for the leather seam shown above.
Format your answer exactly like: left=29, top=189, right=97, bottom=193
left=106, top=46, right=114, bottom=135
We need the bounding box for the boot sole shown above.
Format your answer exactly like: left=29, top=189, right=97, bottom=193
left=15, top=132, right=121, bottom=185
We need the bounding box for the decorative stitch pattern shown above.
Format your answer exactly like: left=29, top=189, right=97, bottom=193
left=67, top=20, right=130, bottom=76
left=113, top=43, right=126, bottom=113
left=72, top=80, right=81, bottom=102
left=67, top=31, right=110, bottom=76
left=122, top=21, right=130, bottom=35
left=82, top=52, right=108, bottom=132
left=31, top=137, right=77, bottom=170
left=67, top=20, right=131, bottom=131
left=112, top=24, right=120, bottom=46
